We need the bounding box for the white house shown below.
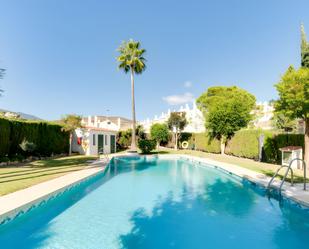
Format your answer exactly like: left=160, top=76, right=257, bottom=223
left=251, top=101, right=275, bottom=130
left=72, top=127, right=117, bottom=156
left=81, top=115, right=133, bottom=131
left=140, top=102, right=206, bottom=133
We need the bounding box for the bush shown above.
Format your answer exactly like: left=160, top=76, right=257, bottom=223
left=117, top=130, right=132, bottom=150
left=225, top=129, right=273, bottom=159
left=138, top=139, right=156, bottom=154
left=225, top=129, right=304, bottom=163
left=264, top=134, right=304, bottom=164
left=191, top=133, right=221, bottom=153
left=19, top=139, right=37, bottom=155
left=150, top=123, right=169, bottom=146
left=0, top=118, right=69, bottom=161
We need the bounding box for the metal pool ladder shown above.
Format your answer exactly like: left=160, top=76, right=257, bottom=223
left=267, top=158, right=307, bottom=194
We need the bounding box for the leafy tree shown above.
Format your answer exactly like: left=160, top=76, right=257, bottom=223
left=274, top=66, right=309, bottom=164
left=301, top=24, right=309, bottom=68
left=167, top=112, right=188, bottom=150
left=61, top=114, right=82, bottom=155
left=196, top=86, right=256, bottom=154
left=150, top=123, right=169, bottom=148
left=117, top=39, right=146, bottom=152
left=272, top=112, right=297, bottom=133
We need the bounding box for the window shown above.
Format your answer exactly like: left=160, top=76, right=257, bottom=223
left=93, top=134, right=96, bottom=146
left=105, top=135, right=108, bottom=145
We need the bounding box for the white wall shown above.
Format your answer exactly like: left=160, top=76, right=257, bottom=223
left=72, top=128, right=117, bottom=156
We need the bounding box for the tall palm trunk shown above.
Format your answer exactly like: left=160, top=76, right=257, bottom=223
left=130, top=68, right=137, bottom=151
left=69, top=132, right=72, bottom=156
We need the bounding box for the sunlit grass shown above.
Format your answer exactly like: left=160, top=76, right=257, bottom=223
left=157, top=148, right=307, bottom=183
left=0, top=155, right=97, bottom=196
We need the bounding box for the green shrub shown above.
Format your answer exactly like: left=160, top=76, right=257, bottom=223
left=116, top=130, right=131, bottom=150
left=138, top=139, right=156, bottom=154
left=19, top=139, right=37, bottom=155
left=225, top=129, right=273, bottom=159
left=263, top=134, right=304, bottom=164
left=0, top=118, right=69, bottom=161
left=191, top=133, right=221, bottom=153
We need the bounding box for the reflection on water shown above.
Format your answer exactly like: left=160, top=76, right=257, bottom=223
left=0, top=157, right=308, bottom=249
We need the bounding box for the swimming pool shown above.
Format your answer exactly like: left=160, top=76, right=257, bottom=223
left=0, top=156, right=309, bottom=248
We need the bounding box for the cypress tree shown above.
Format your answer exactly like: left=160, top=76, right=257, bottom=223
left=301, top=24, right=309, bottom=68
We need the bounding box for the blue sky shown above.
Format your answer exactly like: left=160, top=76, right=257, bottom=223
left=0, top=0, right=308, bottom=121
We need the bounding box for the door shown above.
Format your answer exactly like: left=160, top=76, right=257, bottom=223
left=110, top=135, right=116, bottom=153
left=98, top=134, right=104, bottom=154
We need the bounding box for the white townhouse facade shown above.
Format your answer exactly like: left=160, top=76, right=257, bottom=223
left=140, top=102, right=206, bottom=133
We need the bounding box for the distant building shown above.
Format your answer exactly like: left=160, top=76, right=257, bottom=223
left=251, top=101, right=275, bottom=130
left=141, top=101, right=277, bottom=133
left=140, top=102, right=206, bottom=133
left=71, top=115, right=133, bottom=156
left=81, top=115, right=133, bottom=131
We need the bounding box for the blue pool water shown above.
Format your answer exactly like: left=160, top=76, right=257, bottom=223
left=0, top=156, right=309, bottom=249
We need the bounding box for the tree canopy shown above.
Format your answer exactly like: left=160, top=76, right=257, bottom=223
left=167, top=112, right=187, bottom=132
left=150, top=123, right=169, bottom=146
left=274, top=65, right=309, bottom=163
left=117, top=39, right=146, bottom=74
left=61, top=114, right=82, bottom=132
left=275, top=66, right=309, bottom=121
left=196, top=86, right=256, bottom=153
left=272, top=112, right=297, bottom=132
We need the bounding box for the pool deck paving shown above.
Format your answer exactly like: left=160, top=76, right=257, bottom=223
left=0, top=154, right=309, bottom=224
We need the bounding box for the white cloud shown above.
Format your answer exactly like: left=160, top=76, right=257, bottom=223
left=184, top=81, right=192, bottom=88
left=162, top=92, right=194, bottom=106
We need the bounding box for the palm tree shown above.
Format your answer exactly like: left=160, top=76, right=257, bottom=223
left=117, top=39, right=146, bottom=152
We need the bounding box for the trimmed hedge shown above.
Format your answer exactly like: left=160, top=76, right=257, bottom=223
left=263, top=134, right=304, bottom=164
left=225, top=130, right=272, bottom=159
left=186, top=130, right=304, bottom=164
left=226, top=129, right=304, bottom=164
left=0, top=118, right=69, bottom=160
left=189, top=133, right=221, bottom=153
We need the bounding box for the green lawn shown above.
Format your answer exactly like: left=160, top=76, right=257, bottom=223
left=0, top=155, right=97, bottom=196
left=157, top=148, right=307, bottom=183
